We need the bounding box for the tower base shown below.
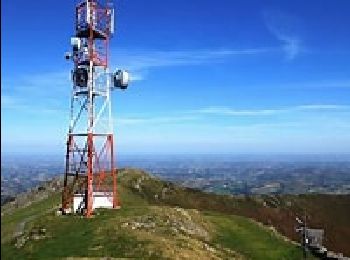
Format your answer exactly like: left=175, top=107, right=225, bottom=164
left=73, top=191, right=116, bottom=214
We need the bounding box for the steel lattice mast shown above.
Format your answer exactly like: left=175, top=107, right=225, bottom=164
left=62, top=0, right=129, bottom=217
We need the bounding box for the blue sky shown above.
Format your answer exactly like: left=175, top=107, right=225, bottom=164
left=2, top=0, right=350, bottom=155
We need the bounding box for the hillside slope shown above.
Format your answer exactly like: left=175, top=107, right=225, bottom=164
left=1, top=168, right=341, bottom=259
left=120, top=169, right=350, bottom=256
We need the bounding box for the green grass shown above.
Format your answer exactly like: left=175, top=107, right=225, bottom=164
left=204, top=211, right=308, bottom=260
left=1, top=193, right=61, bottom=224
left=1, top=182, right=159, bottom=259
left=1, top=193, right=61, bottom=244
left=1, top=211, right=159, bottom=259
left=1, top=169, right=317, bottom=259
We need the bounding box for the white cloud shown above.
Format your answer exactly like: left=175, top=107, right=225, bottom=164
left=2, top=71, right=72, bottom=114
left=112, top=48, right=268, bottom=70
left=295, top=104, right=350, bottom=110
left=218, top=79, right=350, bottom=90
left=1, top=93, right=64, bottom=114
left=113, top=104, right=350, bottom=128
left=194, top=107, right=280, bottom=116
left=129, top=72, right=145, bottom=82
left=262, top=9, right=302, bottom=60
left=1, top=95, right=18, bottom=108
left=115, top=113, right=350, bottom=154
left=194, top=104, right=350, bottom=117
left=111, top=48, right=270, bottom=81
left=117, top=115, right=198, bottom=125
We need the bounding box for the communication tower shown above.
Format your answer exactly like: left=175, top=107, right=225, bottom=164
left=61, top=0, right=129, bottom=217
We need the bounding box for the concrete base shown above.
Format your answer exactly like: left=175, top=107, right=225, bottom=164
left=73, top=192, right=114, bottom=214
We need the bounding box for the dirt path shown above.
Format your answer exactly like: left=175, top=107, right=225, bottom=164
left=13, top=207, right=58, bottom=238
left=13, top=215, right=36, bottom=237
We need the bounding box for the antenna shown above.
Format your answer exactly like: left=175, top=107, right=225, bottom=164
left=296, top=211, right=308, bottom=259
left=61, top=0, right=130, bottom=217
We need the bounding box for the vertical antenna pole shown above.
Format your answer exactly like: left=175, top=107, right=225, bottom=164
left=86, top=132, right=94, bottom=217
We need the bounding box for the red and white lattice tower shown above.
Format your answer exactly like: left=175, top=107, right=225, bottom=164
left=62, top=0, right=129, bottom=217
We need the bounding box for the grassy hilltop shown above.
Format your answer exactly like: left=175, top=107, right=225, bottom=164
left=2, top=168, right=348, bottom=259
